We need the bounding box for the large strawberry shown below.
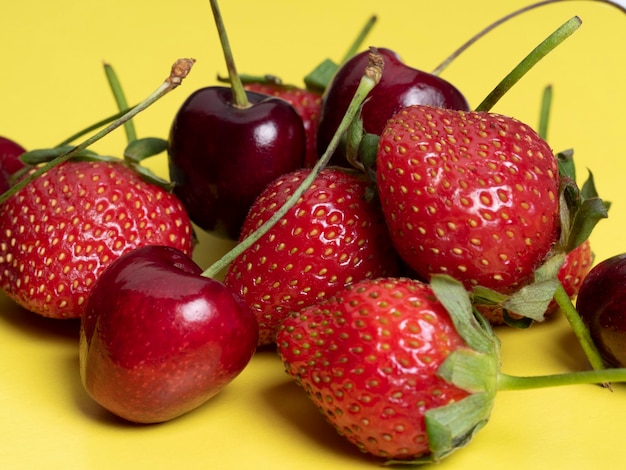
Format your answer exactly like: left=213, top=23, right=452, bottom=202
left=223, top=167, right=400, bottom=346
left=244, top=82, right=322, bottom=167
left=376, top=105, right=560, bottom=297
left=0, top=160, right=193, bottom=319
left=277, top=276, right=500, bottom=463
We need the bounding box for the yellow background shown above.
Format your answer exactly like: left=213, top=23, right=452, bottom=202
left=1, top=0, right=626, bottom=468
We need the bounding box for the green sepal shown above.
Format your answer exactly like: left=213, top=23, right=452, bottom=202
left=303, top=58, right=339, bottom=94
left=128, top=162, right=174, bottom=192
left=124, top=137, right=168, bottom=164
left=557, top=149, right=610, bottom=253
left=20, top=145, right=100, bottom=165
left=430, top=274, right=498, bottom=355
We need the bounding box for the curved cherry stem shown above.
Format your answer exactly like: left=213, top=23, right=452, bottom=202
left=432, top=0, right=626, bottom=76
left=201, top=50, right=384, bottom=279
left=474, top=16, right=581, bottom=112
left=209, top=0, right=248, bottom=108
left=0, top=59, right=195, bottom=206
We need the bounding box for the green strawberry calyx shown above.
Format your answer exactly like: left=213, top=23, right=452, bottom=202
left=401, top=274, right=500, bottom=464
left=387, top=275, right=626, bottom=466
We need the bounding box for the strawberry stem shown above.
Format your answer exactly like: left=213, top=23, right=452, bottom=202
left=432, top=0, right=626, bottom=76
left=475, top=16, right=581, bottom=112
left=496, top=368, right=626, bottom=391
left=553, top=282, right=606, bottom=371
left=0, top=58, right=194, bottom=206
left=209, top=0, right=249, bottom=109
left=201, top=49, right=384, bottom=279
left=103, top=62, right=137, bottom=143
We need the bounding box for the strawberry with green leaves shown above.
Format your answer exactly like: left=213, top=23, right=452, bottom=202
left=223, top=167, right=400, bottom=345
left=0, top=159, right=193, bottom=319
left=278, top=275, right=626, bottom=464
left=376, top=105, right=561, bottom=303
left=277, top=276, right=498, bottom=463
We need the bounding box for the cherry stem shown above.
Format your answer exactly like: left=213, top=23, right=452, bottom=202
left=0, top=59, right=195, bottom=206
left=209, top=0, right=248, bottom=108
left=56, top=107, right=136, bottom=147
left=432, top=0, right=626, bottom=76
left=497, top=368, right=626, bottom=391
left=553, top=282, right=606, bottom=371
left=201, top=49, right=384, bottom=279
left=103, top=62, right=137, bottom=143
left=475, top=16, right=581, bottom=112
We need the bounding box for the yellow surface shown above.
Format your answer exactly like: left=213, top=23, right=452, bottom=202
left=1, top=0, right=626, bottom=468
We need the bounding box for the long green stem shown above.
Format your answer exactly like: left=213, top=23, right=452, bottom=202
left=201, top=50, right=384, bottom=279
left=104, top=62, right=137, bottom=143
left=554, top=282, right=606, bottom=371
left=497, top=368, right=626, bottom=391
left=340, top=15, right=377, bottom=64
left=432, top=0, right=626, bottom=76
left=475, top=16, right=581, bottom=112
left=0, top=59, right=194, bottom=206
left=209, top=0, right=248, bottom=108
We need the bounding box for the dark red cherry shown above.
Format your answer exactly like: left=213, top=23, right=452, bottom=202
left=316, top=48, right=469, bottom=165
left=168, top=86, right=306, bottom=240
left=576, top=253, right=626, bottom=368
left=0, top=135, right=27, bottom=193
left=79, top=245, right=258, bottom=423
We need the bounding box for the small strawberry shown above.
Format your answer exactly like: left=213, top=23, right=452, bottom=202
left=376, top=105, right=560, bottom=296
left=0, top=160, right=193, bottom=319
left=244, top=82, right=322, bottom=167
left=277, top=276, right=499, bottom=463
left=223, top=167, right=400, bottom=346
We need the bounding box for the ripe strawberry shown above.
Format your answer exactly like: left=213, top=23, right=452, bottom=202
left=0, top=160, right=193, bottom=319
left=277, top=276, right=498, bottom=462
left=376, top=105, right=560, bottom=296
left=476, top=240, right=594, bottom=324
left=244, top=83, right=322, bottom=167
left=223, top=167, right=400, bottom=346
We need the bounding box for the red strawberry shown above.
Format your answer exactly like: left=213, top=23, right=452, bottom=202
left=244, top=83, right=322, bottom=167
left=376, top=105, right=560, bottom=296
left=475, top=240, right=594, bottom=324
left=0, top=160, right=193, bottom=319
left=223, top=167, right=400, bottom=346
left=277, top=276, right=499, bottom=462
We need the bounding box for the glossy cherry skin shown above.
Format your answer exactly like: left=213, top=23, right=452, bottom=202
left=0, top=136, right=26, bottom=193
left=79, top=245, right=258, bottom=423
left=168, top=87, right=306, bottom=240
left=577, top=253, right=626, bottom=368
left=316, top=48, right=470, bottom=165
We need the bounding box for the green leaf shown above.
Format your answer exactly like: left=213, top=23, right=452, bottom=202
left=124, top=137, right=168, bottom=163
left=501, top=279, right=560, bottom=322
left=567, top=197, right=610, bottom=252
left=537, top=84, right=552, bottom=140
left=430, top=275, right=498, bottom=355
left=424, top=393, right=494, bottom=462
left=556, top=148, right=576, bottom=180
left=303, top=58, right=339, bottom=94
left=20, top=146, right=99, bottom=165
left=129, top=163, right=174, bottom=191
